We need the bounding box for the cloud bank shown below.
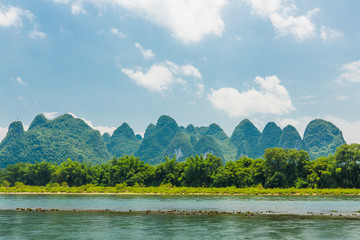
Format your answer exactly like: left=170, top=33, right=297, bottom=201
left=52, top=0, right=227, bottom=43
left=208, top=75, right=295, bottom=117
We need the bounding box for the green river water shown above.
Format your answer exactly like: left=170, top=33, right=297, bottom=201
left=1, top=194, right=360, bottom=239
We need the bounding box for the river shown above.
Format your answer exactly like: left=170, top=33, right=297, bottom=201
left=1, top=194, right=360, bottom=239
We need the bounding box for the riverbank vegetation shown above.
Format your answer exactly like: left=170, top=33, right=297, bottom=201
left=1, top=144, right=360, bottom=190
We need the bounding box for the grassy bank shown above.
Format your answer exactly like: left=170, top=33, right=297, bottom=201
left=1, top=184, right=360, bottom=195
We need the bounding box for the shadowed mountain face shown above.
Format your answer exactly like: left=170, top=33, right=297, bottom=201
left=231, top=119, right=261, bottom=158
left=278, top=125, right=309, bottom=152
left=0, top=114, right=347, bottom=167
left=106, top=123, right=140, bottom=157
left=303, top=119, right=346, bottom=159
left=255, top=122, right=282, bottom=158
left=0, top=114, right=110, bottom=168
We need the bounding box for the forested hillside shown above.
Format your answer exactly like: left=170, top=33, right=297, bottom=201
left=0, top=114, right=347, bottom=167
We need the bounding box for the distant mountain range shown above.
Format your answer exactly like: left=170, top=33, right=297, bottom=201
left=0, top=114, right=346, bottom=168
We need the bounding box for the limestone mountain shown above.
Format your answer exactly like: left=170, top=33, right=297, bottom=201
left=255, top=122, right=282, bottom=158
left=0, top=114, right=110, bottom=168
left=303, top=119, right=346, bottom=158
left=0, top=114, right=348, bottom=167
left=106, top=123, right=140, bottom=157
left=136, top=115, right=180, bottom=165
left=231, top=119, right=261, bottom=158
left=278, top=125, right=309, bottom=151
left=164, top=131, right=193, bottom=161
left=193, top=135, right=224, bottom=160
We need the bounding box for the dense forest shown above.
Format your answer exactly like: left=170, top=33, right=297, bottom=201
left=1, top=144, right=359, bottom=189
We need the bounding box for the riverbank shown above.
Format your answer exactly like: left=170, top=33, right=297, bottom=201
left=1, top=185, right=360, bottom=195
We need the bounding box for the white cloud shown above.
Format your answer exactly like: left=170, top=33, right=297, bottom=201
left=208, top=75, right=295, bottom=117
left=337, top=60, right=360, bottom=84
left=320, top=26, right=343, bottom=41
left=243, top=0, right=318, bottom=41
left=52, top=0, right=227, bottom=43
left=43, top=112, right=59, bottom=120
left=68, top=113, right=116, bottom=135
left=16, top=77, right=27, bottom=85
left=53, top=0, right=87, bottom=15
left=53, top=0, right=71, bottom=3
left=121, top=60, right=202, bottom=94
left=111, top=28, right=126, bottom=39
left=195, top=83, right=205, bottom=98
left=28, top=29, right=47, bottom=39
left=0, top=5, right=34, bottom=27
left=336, top=95, right=349, bottom=101
left=0, top=126, right=7, bottom=142
left=278, top=116, right=314, bottom=138
left=134, top=42, right=155, bottom=60
left=324, top=115, right=360, bottom=144
left=244, top=0, right=284, bottom=17
left=270, top=8, right=318, bottom=41
left=71, top=1, right=87, bottom=15
left=16, top=96, right=28, bottom=106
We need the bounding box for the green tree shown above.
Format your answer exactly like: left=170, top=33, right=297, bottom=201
left=334, top=144, right=360, bottom=188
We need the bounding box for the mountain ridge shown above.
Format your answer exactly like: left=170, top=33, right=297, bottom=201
left=0, top=114, right=347, bottom=167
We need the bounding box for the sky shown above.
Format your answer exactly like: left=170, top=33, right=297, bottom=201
left=1, top=0, right=360, bottom=143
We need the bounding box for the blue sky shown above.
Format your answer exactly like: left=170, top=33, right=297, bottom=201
left=1, top=0, right=360, bottom=143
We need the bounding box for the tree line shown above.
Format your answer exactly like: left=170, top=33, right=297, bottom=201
left=1, top=144, right=360, bottom=189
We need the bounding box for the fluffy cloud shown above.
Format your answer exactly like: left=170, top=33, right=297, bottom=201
left=28, top=29, right=47, bottom=39
left=16, top=77, right=27, bottom=85
left=69, top=113, right=116, bottom=135
left=71, top=1, right=87, bottom=15
left=43, top=111, right=59, bottom=120
left=243, top=0, right=318, bottom=41
left=121, top=60, right=202, bottom=94
left=0, top=5, right=34, bottom=27
left=337, top=60, right=360, bottom=84
left=320, top=26, right=343, bottom=41
left=135, top=42, right=155, bottom=60
left=111, top=28, right=126, bottom=39
left=208, top=75, right=295, bottom=117
left=270, top=8, right=318, bottom=41
left=52, top=0, right=227, bottom=43
left=244, top=0, right=284, bottom=17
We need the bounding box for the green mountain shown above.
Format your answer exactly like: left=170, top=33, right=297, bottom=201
left=106, top=123, right=140, bottom=157
left=193, top=135, right=224, bottom=160
left=136, top=115, right=180, bottom=165
left=102, top=133, right=111, bottom=144
left=206, top=123, right=228, bottom=141
left=278, top=125, right=309, bottom=151
left=0, top=114, right=348, bottom=167
left=231, top=119, right=261, bottom=158
left=164, top=131, right=193, bottom=161
left=303, top=119, right=346, bottom=158
left=255, top=122, right=282, bottom=158
left=0, top=114, right=110, bottom=168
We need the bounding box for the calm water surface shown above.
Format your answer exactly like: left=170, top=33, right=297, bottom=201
left=1, top=194, right=360, bottom=239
